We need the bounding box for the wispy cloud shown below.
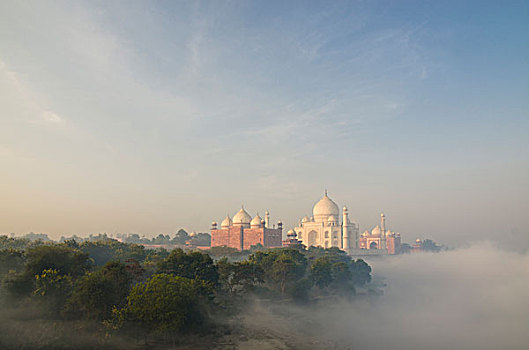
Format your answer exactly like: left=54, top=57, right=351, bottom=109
left=41, top=110, right=62, bottom=123
left=0, top=60, right=66, bottom=126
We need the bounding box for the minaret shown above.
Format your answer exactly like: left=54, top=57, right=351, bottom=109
left=342, top=206, right=350, bottom=253
left=380, top=212, right=387, bottom=250
left=265, top=211, right=270, bottom=228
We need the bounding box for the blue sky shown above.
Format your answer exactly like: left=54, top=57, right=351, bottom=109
left=0, top=1, right=528, bottom=248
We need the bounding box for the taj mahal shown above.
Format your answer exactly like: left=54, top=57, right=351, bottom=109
left=291, top=191, right=401, bottom=255
left=210, top=191, right=402, bottom=255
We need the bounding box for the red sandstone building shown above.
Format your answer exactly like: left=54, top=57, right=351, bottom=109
left=357, top=213, right=401, bottom=254
left=210, top=207, right=283, bottom=250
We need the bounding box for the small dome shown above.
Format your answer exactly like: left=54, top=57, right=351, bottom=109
left=416, top=238, right=422, bottom=243
left=251, top=214, right=262, bottom=227
left=313, top=193, right=340, bottom=221
left=328, top=215, right=337, bottom=222
left=287, top=229, right=296, bottom=238
left=302, top=216, right=310, bottom=223
left=362, top=230, right=369, bottom=237
left=233, top=207, right=252, bottom=225
left=371, top=226, right=381, bottom=237
left=221, top=215, right=232, bottom=228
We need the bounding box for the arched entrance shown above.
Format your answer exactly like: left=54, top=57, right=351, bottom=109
left=369, top=241, right=378, bottom=250
left=308, top=231, right=318, bottom=247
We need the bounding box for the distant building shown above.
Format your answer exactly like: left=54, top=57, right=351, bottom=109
left=282, top=229, right=303, bottom=248
left=411, top=239, right=423, bottom=252
left=291, top=192, right=402, bottom=255
left=293, top=192, right=359, bottom=253
left=358, top=213, right=401, bottom=254
left=210, top=207, right=283, bottom=250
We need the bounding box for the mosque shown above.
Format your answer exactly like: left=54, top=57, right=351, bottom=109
left=210, top=208, right=283, bottom=250
left=292, top=192, right=401, bottom=255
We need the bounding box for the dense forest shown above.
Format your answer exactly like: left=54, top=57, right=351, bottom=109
left=0, top=235, right=372, bottom=349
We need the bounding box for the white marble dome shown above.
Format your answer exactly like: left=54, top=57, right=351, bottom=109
left=371, top=225, right=381, bottom=237
left=313, top=193, right=340, bottom=221
left=233, top=207, right=252, bottom=225
left=250, top=214, right=262, bottom=227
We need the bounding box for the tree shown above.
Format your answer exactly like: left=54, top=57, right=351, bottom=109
left=157, top=249, right=218, bottom=286
left=266, top=250, right=308, bottom=296
left=310, top=257, right=334, bottom=288
left=330, top=261, right=355, bottom=297
left=310, top=257, right=356, bottom=297
left=350, top=259, right=372, bottom=286
left=34, top=268, right=73, bottom=316
left=0, top=249, right=25, bottom=280
left=421, top=239, right=442, bottom=252
left=111, top=274, right=211, bottom=343
left=143, top=248, right=170, bottom=277
left=172, top=229, right=189, bottom=245
left=78, top=240, right=147, bottom=266
left=0, top=235, right=35, bottom=250
left=24, top=245, right=91, bottom=279
left=205, top=246, right=239, bottom=259
left=67, top=261, right=132, bottom=320
left=124, top=258, right=146, bottom=284
left=217, top=258, right=264, bottom=296
left=187, top=233, right=211, bottom=247
left=152, top=234, right=171, bottom=244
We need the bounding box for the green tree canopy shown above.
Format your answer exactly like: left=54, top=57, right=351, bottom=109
left=350, top=259, right=372, bottom=286
left=79, top=240, right=147, bottom=266
left=217, top=257, right=264, bottom=296
left=25, top=245, right=91, bottom=278
left=113, top=274, right=210, bottom=338
left=67, top=261, right=132, bottom=320
left=157, top=248, right=218, bottom=285
left=34, top=268, right=73, bottom=316
left=249, top=249, right=308, bottom=296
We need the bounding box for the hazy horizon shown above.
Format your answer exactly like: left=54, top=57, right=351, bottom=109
left=1, top=1, right=528, bottom=249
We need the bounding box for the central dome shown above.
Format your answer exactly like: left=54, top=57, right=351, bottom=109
left=312, top=193, right=339, bottom=222
left=233, top=207, right=252, bottom=226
